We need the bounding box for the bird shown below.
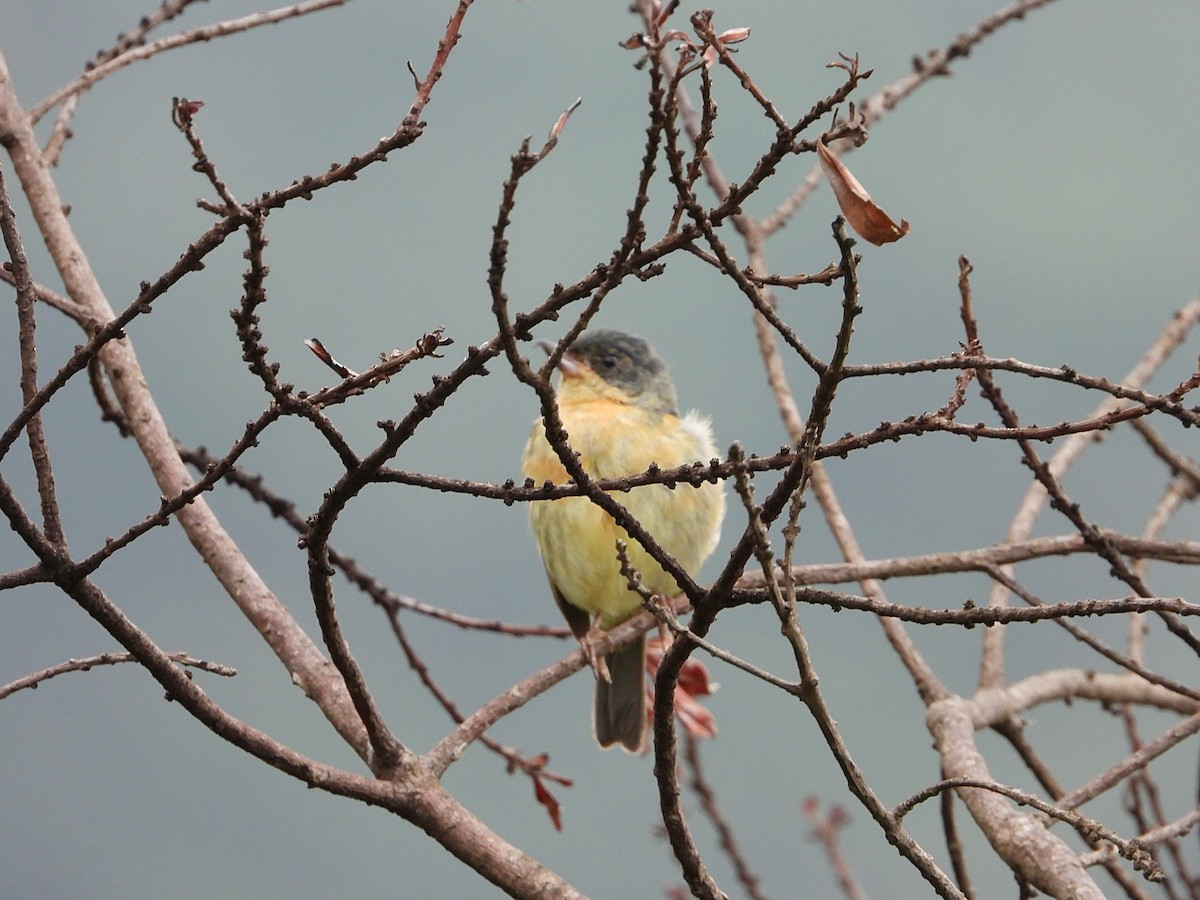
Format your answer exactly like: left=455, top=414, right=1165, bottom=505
left=521, top=328, right=725, bottom=752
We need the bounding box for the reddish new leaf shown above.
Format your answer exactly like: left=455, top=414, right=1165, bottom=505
left=646, top=636, right=719, bottom=739
left=673, top=683, right=718, bottom=738
left=533, top=776, right=563, bottom=832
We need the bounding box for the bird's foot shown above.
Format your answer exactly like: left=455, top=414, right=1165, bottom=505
left=580, top=625, right=612, bottom=684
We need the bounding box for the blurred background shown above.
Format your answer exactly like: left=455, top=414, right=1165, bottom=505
left=2, top=1, right=1199, bottom=896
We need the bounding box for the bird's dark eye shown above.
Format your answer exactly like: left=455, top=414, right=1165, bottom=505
left=600, top=354, right=618, bottom=369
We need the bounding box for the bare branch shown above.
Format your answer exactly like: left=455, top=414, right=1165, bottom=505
left=30, top=0, right=353, bottom=123
left=0, top=651, right=236, bottom=700
left=685, top=736, right=767, bottom=900
left=0, top=165, right=64, bottom=547
left=893, top=777, right=1161, bottom=884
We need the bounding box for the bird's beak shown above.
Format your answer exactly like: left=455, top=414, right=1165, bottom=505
left=538, top=340, right=584, bottom=377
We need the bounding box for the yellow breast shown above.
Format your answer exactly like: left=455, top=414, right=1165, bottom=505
left=522, top=397, right=724, bottom=628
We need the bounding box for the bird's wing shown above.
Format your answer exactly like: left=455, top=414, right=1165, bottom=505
left=547, top=576, right=592, bottom=640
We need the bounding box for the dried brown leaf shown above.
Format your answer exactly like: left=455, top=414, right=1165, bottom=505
left=817, top=140, right=910, bottom=246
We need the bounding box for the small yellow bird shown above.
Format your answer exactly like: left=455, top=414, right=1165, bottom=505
left=521, top=329, right=725, bottom=751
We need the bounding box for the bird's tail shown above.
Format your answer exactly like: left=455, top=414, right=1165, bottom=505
left=593, top=632, right=647, bottom=752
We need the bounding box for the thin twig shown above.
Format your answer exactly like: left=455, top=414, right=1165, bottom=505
left=0, top=166, right=64, bottom=547
left=803, top=798, right=866, bottom=900
left=977, top=291, right=1200, bottom=688
left=30, top=0, right=352, bottom=123
left=1053, top=709, right=1200, bottom=816
left=684, top=735, right=767, bottom=900
left=893, top=777, right=1162, bottom=882
left=0, top=651, right=236, bottom=699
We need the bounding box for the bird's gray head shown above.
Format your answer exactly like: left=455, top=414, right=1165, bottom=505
left=559, top=328, right=679, bottom=416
